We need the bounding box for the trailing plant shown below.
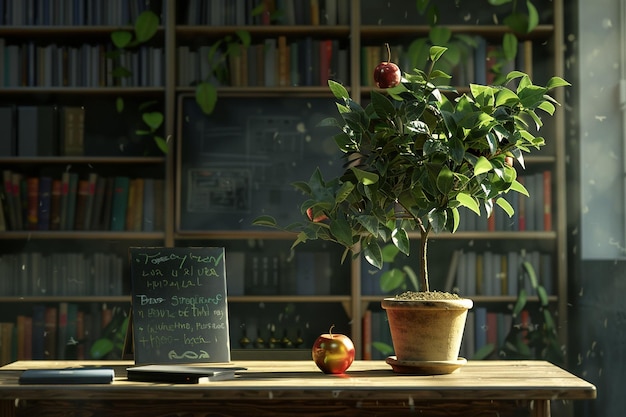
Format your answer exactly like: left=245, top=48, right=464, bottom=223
left=110, top=10, right=166, bottom=154
left=111, top=11, right=252, bottom=153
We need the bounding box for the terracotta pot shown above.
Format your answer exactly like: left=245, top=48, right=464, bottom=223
left=381, top=297, right=473, bottom=374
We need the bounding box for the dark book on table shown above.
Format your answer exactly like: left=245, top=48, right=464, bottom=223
left=19, top=368, right=115, bottom=384
left=126, top=365, right=247, bottom=384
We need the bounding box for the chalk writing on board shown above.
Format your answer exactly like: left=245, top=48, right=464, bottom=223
left=130, top=247, right=231, bottom=365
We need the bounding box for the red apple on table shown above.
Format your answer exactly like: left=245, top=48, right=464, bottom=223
left=312, top=325, right=355, bottom=374
left=373, top=43, right=401, bottom=88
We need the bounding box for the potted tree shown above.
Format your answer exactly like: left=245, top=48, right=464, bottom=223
left=254, top=46, right=568, bottom=374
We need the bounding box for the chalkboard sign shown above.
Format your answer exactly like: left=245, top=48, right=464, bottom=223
left=177, top=94, right=343, bottom=231
left=129, top=247, right=231, bottom=365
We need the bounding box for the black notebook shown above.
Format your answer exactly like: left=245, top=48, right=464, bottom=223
left=126, top=365, right=247, bottom=384
left=19, top=368, right=115, bottom=385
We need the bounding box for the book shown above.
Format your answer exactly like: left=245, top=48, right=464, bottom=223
left=110, top=176, right=130, bottom=231
left=57, top=302, right=68, bottom=360
left=126, top=365, right=246, bottom=384
left=543, top=170, right=552, bottom=231
left=37, top=176, right=52, bottom=230
left=141, top=177, right=155, bottom=231
left=25, top=177, right=39, bottom=230
left=19, top=368, right=115, bottom=385
left=73, top=179, right=89, bottom=230
left=49, top=179, right=62, bottom=230
left=0, top=106, right=16, bottom=156
left=64, top=172, right=79, bottom=231
left=59, top=106, right=85, bottom=156
left=11, top=172, right=24, bottom=230
left=2, top=170, right=17, bottom=230
left=16, top=105, right=58, bottom=156
left=82, top=172, right=98, bottom=230
left=43, top=306, right=58, bottom=359
left=90, top=175, right=107, bottom=230
left=31, top=304, right=46, bottom=360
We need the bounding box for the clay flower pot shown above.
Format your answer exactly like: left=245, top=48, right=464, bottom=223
left=381, top=297, right=473, bottom=375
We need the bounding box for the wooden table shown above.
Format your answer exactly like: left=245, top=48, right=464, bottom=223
left=0, top=360, right=596, bottom=417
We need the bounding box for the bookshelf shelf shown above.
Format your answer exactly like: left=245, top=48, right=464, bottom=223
left=0, top=87, right=165, bottom=96
left=175, top=25, right=351, bottom=38
left=0, top=231, right=166, bottom=240
left=359, top=24, right=555, bottom=39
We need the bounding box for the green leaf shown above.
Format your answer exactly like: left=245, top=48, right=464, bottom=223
left=252, top=215, right=278, bottom=227
left=154, top=136, right=168, bottom=154
left=235, top=30, right=251, bottom=47
left=391, top=228, right=410, bottom=256
left=115, top=97, right=124, bottom=113
left=537, top=285, right=549, bottom=305
left=330, top=217, right=354, bottom=248
left=526, top=0, right=540, bottom=32
left=436, top=165, right=454, bottom=194
left=496, top=197, right=514, bottom=217
left=416, top=0, right=431, bottom=14
left=371, top=341, right=394, bottom=356
left=495, top=88, right=520, bottom=107
left=474, top=156, right=493, bottom=176
left=111, top=31, right=132, bottom=48
left=472, top=343, right=495, bottom=360
left=328, top=80, right=349, bottom=100
left=510, top=179, right=529, bottom=196
left=502, top=33, right=518, bottom=61
left=429, top=45, right=448, bottom=63
left=142, top=111, right=163, bottom=130
left=90, top=338, right=114, bottom=359
left=456, top=192, right=480, bottom=215
left=546, top=76, right=571, bottom=90
left=134, top=10, right=159, bottom=43
left=195, top=82, right=218, bottom=115
left=371, top=90, right=396, bottom=119
left=350, top=167, right=379, bottom=185
left=380, top=268, right=406, bottom=293
left=512, top=288, right=527, bottom=317
left=363, top=241, right=383, bottom=269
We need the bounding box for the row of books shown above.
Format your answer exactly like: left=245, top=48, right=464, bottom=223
left=456, top=171, right=553, bottom=232
left=0, top=170, right=165, bottom=232
left=184, top=0, right=350, bottom=26
left=226, top=251, right=342, bottom=297
left=178, top=37, right=349, bottom=88
left=0, top=251, right=124, bottom=297
left=361, top=307, right=534, bottom=361
left=361, top=37, right=532, bottom=88
left=0, top=40, right=164, bottom=88
left=0, top=0, right=154, bottom=26
left=0, top=303, right=126, bottom=365
left=361, top=249, right=553, bottom=297
left=448, top=249, right=553, bottom=298
left=0, top=105, right=84, bottom=157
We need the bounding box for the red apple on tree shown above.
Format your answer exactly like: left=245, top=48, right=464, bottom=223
left=373, top=43, right=401, bottom=88
left=312, top=325, right=355, bottom=374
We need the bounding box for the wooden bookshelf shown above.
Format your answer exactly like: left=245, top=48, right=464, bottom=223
left=0, top=0, right=567, bottom=364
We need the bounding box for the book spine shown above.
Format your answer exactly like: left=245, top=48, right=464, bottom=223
left=26, top=176, right=39, bottom=230
left=37, top=176, right=52, bottom=230
left=110, top=176, right=130, bottom=231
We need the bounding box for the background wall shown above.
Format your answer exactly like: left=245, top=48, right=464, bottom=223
left=566, top=0, right=626, bottom=416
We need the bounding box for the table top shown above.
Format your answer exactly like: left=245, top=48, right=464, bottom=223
left=0, top=360, right=596, bottom=402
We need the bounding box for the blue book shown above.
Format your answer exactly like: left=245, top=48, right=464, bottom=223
left=110, top=176, right=130, bottom=231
